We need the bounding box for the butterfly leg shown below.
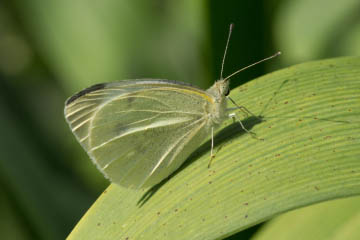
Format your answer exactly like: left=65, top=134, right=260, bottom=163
left=208, top=143, right=226, bottom=168
left=208, top=127, right=215, bottom=168
left=208, top=127, right=231, bottom=168
left=229, top=112, right=264, bottom=140
left=227, top=96, right=262, bottom=121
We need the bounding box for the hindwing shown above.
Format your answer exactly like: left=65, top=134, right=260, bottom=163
left=65, top=80, right=214, bottom=188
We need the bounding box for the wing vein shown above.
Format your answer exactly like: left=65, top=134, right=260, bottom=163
left=72, top=117, right=92, bottom=131
left=90, top=118, right=195, bottom=151
left=65, top=102, right=97, bottom=118
left=138, top=118, right=207, bottom=187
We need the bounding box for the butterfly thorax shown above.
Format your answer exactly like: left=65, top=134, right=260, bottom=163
left=205, top=79, right=229, bottom=126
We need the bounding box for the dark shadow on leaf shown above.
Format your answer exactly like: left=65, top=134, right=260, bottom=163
left=137, top=115, right=264, bottom=207
left=259, top=79, right=289, bottom=116
left=263, top=115, right=353, bottom=124
left=258, top=78, right=355, bottom=125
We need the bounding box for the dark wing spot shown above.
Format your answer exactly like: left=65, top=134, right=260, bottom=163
left=66, top=83, right=106, bottom=105
left=127, top=95, right=136, bottom=105
left=116, top=124, right=130, bottom=136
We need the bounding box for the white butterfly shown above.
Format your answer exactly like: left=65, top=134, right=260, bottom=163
left=64, top=24, right=280, bottom=188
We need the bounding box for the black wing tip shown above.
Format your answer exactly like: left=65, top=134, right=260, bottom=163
left=65, top=79, right=201, bottom=106
left=66, top=83, right=106, bottom=105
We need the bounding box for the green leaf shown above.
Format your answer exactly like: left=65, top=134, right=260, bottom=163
left=67, top=56, right=360, bottom=240
left=251, top=196, right=360, bottom=240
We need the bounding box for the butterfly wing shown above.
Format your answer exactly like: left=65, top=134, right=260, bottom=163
left=64, top=80, right=214, bottom=188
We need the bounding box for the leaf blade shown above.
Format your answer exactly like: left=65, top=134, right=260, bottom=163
left=68, top=56, right=360, bottom=240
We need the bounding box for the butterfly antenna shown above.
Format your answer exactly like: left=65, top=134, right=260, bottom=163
left=223, top=51, right=281, bottom=82
left=220, top=23, right=234, bottom=80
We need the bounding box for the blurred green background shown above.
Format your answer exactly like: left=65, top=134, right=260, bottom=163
left=0, top=0, right=359, bottom=239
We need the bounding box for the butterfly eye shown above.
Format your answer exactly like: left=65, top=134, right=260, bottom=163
left=224, top=88, right=230, bottom=96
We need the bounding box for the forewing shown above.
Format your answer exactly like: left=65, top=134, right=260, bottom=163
left=64, top=80, right=213, bottom=188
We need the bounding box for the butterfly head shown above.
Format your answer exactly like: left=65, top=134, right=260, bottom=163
left=207, top=78, right=230, bottom=103
left=217, top=78, right=231, bottom=97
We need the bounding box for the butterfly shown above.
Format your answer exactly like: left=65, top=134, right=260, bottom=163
left=64, top=24, right=280, bottom=188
